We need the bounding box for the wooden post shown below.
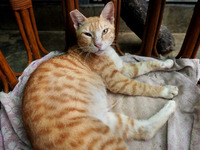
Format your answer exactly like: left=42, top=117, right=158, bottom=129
left=0, top=50, right=18, bottom=90
left=105, top=0, right=124, bottom=55
left=0, top=0, right=49, bottom=91
left=137, top=0, right=166, bottom=57
left=20, top=9, right=41, bottom=59
left=176, top=0, right=200, bottom=58
left=0, top=70, right=9, bottom=93
left=62, top=0, right=79, bottom=50
left=9, top=0, right=48, bottom=62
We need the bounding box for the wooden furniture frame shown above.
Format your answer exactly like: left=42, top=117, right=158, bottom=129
left=62, top=0, right=79, bottom=50
left=9, top=0, right=49, bottom=62
left=0, top=0, right=200, bottom=93
left=137, top=0, right=166, bottom=57
left=176, top=0, right=200, bottom=58
left=0, top=0, right=49, bottom=92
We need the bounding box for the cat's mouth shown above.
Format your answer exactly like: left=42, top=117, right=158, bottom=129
left=95, top=49, right=105, bottom=55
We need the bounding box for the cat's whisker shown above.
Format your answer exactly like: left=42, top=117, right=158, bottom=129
left=74, top=46, right=91, bottom=50
left=75, top=47, right=86, bottom=51
left=72, top=46, right=91, bottom=56
left=84, top=52, right=91, bottom=63
left=111, top=44, right=117, bottom=46
left=79, top=46, right=91, bottom=49
left=78, top=46, right=92, bottom=51
left=78, top=51, right=85, bottom=56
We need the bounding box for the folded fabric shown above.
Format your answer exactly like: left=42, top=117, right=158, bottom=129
left=0, top=51, right=199, bottom=150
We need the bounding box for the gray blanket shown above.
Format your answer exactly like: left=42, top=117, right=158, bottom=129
left=0, top=52, right=199, bottom=150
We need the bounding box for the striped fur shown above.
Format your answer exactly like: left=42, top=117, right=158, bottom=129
left=22, top=2, right=178, bottom=150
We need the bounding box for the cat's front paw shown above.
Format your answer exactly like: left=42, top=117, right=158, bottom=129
left=161, top=85, right=179, bottom=99
left=160, top=59, right=174, bottom=69
left=164, top=100, right=177, bottom=112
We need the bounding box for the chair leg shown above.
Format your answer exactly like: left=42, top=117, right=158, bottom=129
left=14, top=11, right=33, bottom=65
left=62, top=0, right=79, bottom=50
left=0, top=0, right=48, bottom=91
left=105, top=0, right=124, bottom=55
left=0, top=50, right=18, bottom=89
left=29, top=7, right=49, bottom=55
left=137, top=0, right=166, bottom=57
left=112, top=0, right=124, bottom=55
left=176, top=0, right=200, bottom=58
left=20, top=9, right=41, bottom=59
left=10, top=0, right=48, bottom=69
left=0, top=70, right=9, bottom=93
left=191, top=35, right=200, bottom=58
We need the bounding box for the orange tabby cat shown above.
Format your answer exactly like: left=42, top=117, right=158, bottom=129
left=22, top=2, right=178, bottom=150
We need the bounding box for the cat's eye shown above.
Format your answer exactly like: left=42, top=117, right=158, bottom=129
left=84, top=32, right=92, bottom=37
left=102, top=28, right=109, bottom=35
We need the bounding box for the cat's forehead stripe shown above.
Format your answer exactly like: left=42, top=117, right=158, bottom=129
left=82, top=17, right=108, bottom=31
left=87, top=22, right=104, bottom=31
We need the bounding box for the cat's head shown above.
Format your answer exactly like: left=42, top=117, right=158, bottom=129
left=70, top=2, right=115, bottom=56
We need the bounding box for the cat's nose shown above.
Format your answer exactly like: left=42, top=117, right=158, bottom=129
left=94, top=43, right=102, bottom=48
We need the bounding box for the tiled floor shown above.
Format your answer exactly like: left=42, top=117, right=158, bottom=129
left=0, top=30, right=200, bottom=91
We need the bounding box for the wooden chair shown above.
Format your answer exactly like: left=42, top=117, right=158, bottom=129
left=0, top=0, right=200, bottom=93
left=0, top=0, right=48, bottom=92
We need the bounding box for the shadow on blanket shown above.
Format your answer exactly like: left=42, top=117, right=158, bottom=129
left=0, top=52, right=200, bottom=150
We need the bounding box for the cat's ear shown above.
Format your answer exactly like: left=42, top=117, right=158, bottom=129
left=70, top=9, right=87, bottom=30
left=100, top=2, right=115, bottom=24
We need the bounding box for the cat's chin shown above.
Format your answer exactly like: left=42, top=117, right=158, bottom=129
left=95, top=50, right=105, bottom=56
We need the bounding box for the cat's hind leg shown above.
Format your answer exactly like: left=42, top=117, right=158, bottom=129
left=98, top=100, right=176, bottom=141
left=121, top=59, right=174, bottom=78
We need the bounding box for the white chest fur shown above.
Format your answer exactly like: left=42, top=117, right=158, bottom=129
left=105, top=46, right=123, bottom=71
